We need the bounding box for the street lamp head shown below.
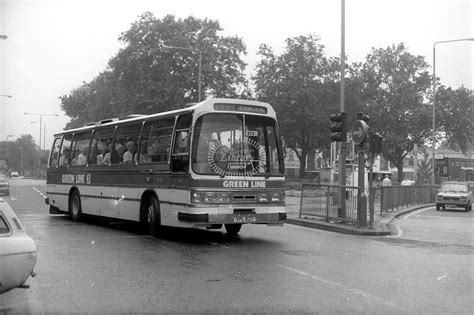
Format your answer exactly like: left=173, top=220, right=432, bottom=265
left=0, top=35, right=7, bottom=40
left=0, top=94, right=12, bottom=98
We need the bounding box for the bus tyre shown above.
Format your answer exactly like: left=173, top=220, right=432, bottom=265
left=224, top=224, right=242, bottom=236
left=147, top=196, right=161, bottom=237
left=69, top=190, right=82, bottom=221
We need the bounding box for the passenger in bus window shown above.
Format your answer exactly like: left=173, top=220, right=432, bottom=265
left=103, top=143, right=113, bottom=165
left=111, top=143, right=125, bottom=164
left=123, top=141, right=136, bottom=164
left=138, top=143, right=150, bottom=163
left=148, top=142, right=160, bottom=162
left=77, top=147, right=88, bottom=166
left=96, top=141, right=108, bottom=165
left=59, top=148, right=70, bottom=167
left=71, top=149, right=81, bottom=166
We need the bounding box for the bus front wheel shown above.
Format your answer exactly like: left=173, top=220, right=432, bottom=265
left=146, top=196, right=161, bottom=237
left=69, top=190, right=82, bottom=221
left=224, top=224, right=242, bottom=236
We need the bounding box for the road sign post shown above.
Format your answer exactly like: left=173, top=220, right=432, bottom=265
left=352, top=117, right=369, bottom=227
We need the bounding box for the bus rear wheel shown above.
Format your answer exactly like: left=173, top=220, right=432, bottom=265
left=146, top=196, right=161, bottom=237
left=69, top=190, right=82, bottom=221
left=224, top=224, right=242, bottom=236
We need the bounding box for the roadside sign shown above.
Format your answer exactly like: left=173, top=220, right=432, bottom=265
left=351, top=120, right=369, bottom=145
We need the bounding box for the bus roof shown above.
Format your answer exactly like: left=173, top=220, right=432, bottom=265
left=54, top=98, right=276, bottom=136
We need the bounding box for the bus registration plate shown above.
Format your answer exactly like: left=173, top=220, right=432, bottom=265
left=233, top=214, right=257, bottom=223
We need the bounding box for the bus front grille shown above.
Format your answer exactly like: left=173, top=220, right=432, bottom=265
left=232, top=194, right=257, bottom=203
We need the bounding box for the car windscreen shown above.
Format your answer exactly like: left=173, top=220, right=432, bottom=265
left=440, top=184, right=468, bottom=193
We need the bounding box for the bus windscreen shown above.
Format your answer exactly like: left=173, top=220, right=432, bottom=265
left=191, top=113, right=283, bottom=177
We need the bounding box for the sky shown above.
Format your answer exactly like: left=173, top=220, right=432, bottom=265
left=0, top=0, right=473, bottom=150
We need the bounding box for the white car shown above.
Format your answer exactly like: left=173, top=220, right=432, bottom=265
left=0, top=199, right=37, bottom=294
left=436, top=181, right=473, bottom=212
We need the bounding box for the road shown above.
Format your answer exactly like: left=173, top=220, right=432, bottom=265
left=1, top=179, right=473, bottom=313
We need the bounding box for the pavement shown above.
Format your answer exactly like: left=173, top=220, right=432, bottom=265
left=284, top=191, right=434, bottom=236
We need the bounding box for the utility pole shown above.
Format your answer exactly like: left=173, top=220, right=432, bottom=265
left=339, top=0, right=347, bottom=218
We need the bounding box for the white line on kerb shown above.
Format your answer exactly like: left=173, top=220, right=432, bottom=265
left=275, top=264, right=402, bottom=310
left=388, top=208, right=432, bottom=237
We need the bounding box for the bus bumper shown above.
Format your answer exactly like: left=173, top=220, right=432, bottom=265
left=178, top=212, right=287, bottom=225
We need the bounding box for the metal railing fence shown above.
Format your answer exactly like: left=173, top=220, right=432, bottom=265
left=380, top=185, right=438, bottom=214
left=299, top=184, right=359, bottom=223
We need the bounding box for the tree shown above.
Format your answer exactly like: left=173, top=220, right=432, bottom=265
left=253, top=34, right=340, bottom=177
left=435, top=85, right=473, bottom=153
left=360, top=43, right=432, bottom=183
left=60, top=13, right=248, bottom=129
left=0, top=135, right=38, bottom=175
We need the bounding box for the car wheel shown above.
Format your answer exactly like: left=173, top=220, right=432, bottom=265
left=436, top=204, right=441, bottom=211
left=224, top=224, right=242, bottom=236
left=145, top=196, right=161, bottom=237
left=69, top=190, right=82, bottom=221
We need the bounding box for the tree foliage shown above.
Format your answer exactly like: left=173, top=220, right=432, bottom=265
left=360, top=43, right=432, bottom=182
left=0, top=135, right=40, bottom=175
left=435, top=85, right=473, bottom=153
left=253, top=34, right=340, bottom=177
left=60, top=13, right=248, bottom=129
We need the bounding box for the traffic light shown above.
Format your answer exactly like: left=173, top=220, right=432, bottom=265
left=356, top=112, right=370, bottom=123
left=370, top=132, right=383, bottom=154
left=329, top=112, right=347, bottom=142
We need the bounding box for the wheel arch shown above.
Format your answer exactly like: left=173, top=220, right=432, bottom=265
left=139, top=189, right=160, bottom=223
left=68, top=186, right=81, bottom=207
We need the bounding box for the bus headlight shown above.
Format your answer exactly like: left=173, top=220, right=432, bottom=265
left=258, top=193, right=269, bottom=202
left=191, top=191, right=230, bottom=204
left=271, top=192, right=285, bottom=202
left=259, top=191, right=285, bottom=203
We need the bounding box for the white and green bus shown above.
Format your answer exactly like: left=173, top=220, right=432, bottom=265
left=45, top=98, right=286, bottom=236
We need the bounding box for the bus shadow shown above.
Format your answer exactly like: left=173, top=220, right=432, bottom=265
left=50, top=214, right=271, bottom=246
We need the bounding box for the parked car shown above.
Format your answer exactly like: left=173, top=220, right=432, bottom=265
left=9, top=171, right=19, bottom=178
left=436, top=181, right=473, bottom=212
left=0, top=200, right=37, bottom=294
left=0, top=175, right=9, bottom=196
left=401, top=179, right=416, bottom=186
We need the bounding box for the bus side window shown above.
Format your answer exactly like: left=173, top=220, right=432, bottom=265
left=49, top=137, right=62, bottom=167
left=171, top=114, right=192, bottom=173
left=70, top=132, right=92, bottom=167
left=139, top=118, right=174, bottom=164
left=113, top=123, right=142, bottom=165
left=92, top=127, right=115, bottom=166
left=59, top=136, right=72, bottom=167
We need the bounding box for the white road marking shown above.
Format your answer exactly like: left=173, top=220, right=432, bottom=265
left=32, top=186, right=47, bottom=199
left=275, top=264, right=402, bottom=310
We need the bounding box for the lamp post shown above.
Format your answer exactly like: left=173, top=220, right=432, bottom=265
left=24, top=112, right=58, bottom=150
left=162, top=44, right=202, bottom=102
left=432, top=38, right=474, bottom=184
left=30, top=121, right=47, bottom=150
